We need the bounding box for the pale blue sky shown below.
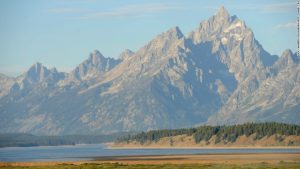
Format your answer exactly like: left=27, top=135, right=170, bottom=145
left=0, top=0, right=297, bottom=76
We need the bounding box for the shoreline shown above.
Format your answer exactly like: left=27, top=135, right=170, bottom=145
left=107, top=143, right=300, bottom=149
left=108, top=146, right=300, bottom=149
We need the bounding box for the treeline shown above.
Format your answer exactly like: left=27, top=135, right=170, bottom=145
left=0, top=133, right=123, bottom=147
left=117, top=122, right=300, bottom=144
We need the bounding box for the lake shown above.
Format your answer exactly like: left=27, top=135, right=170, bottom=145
left=1, top=144, right=300, bottom=162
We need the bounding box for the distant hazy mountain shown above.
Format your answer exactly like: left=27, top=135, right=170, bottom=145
left=71, top=50, right=120, bottom=81
left=0, top=7, right=299, bottom=135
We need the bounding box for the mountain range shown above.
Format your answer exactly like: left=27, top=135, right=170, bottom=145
left=0, top=6, right=299, bottom=135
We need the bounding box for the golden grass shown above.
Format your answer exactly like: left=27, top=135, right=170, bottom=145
left=1, top=153, right=299, bottom=166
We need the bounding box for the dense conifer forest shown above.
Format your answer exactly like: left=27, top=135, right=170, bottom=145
left=117, top=122, right=300, bottom=144
left=2, top=122, right=299, bottom=147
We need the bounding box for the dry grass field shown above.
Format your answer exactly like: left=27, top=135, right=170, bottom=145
left=1, top=153, right=300, bottom=169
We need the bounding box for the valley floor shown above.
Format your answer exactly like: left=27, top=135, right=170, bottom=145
left=1, top=153, right=299, bottom=168
left=1, top=162, right=300, bottom=169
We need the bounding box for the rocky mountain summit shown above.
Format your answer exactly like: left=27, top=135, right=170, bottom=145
left=0, top=7, right=299, bottom=135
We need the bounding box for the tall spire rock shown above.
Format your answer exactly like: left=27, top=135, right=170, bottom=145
left=215, top=6, right=230, bottom=21
left=89, top=50, right=105, bottom=65
left=188, top=6, right=234, bottom=44
left=281, top=49, right=295, bottom=64
left=25, top=62, right=50, bottom=83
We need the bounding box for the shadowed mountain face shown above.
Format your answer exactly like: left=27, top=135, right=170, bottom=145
left=207, top=50, right=300, bottom=125
left=0, top=7, right=298, bottom=135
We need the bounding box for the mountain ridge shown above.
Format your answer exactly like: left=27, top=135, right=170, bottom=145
left=0, top=6, right=299, bottom=135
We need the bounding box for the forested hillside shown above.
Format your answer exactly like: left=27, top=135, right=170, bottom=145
left=116, top=122, right=300, bottom=146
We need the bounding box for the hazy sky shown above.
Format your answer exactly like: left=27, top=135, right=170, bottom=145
left=0, top=0, right=297, bottom=76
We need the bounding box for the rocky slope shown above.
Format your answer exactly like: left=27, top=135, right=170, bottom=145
left=0, top=7, right=299, bottom=135
left=208, top=50, right=300, bottom=125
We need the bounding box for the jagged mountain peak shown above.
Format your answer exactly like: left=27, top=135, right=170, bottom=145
left=153, top=26, right=185, bottom=42
left=189, top=6, right=279, bottom=81
left=14, top=62, right=65, bottom=89
left=26, top=62, right=45, bottom=74
left=282, top=49, right=294, bottom=60
left=25, top=62, right=49, bottom=79
left=88, top=49, right=105, bottom=65
left=1, top=6, right=299, bottom=135
left=93, top=49, right=101, bottom=54
left=27, top=62, right=59, bottom=74
left=281, top=49, right=294, bottom=58
left=71, top=49, right=120, bottom=80
left=215, top=6, right=230, bottom=20
left=121, top=49, right=134, bottom=55
left=135, top=26, right=186, bottom=60
left=276, top=49, right=299, bottom=66
left=33, top=62, right=43, bottom=68
left=188, top=7, right=240, bottom=44
left=119, top=49, right=134, bottom=60
left=166, top=26, right=184, bottom=39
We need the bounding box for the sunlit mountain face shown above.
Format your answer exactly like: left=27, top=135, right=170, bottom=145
left=0, top=7, right=299, bottom=135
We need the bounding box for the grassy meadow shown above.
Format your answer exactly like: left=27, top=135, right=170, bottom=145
left=1, top=162, right=300, bottom=169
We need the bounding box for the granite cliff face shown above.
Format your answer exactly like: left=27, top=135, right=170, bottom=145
left=208, top=50, right=300, bottom=125
left=0, top=7, right=299, bottom=134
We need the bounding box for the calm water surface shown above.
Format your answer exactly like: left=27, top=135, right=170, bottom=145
left=1, top=144, right=300, bottom=162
